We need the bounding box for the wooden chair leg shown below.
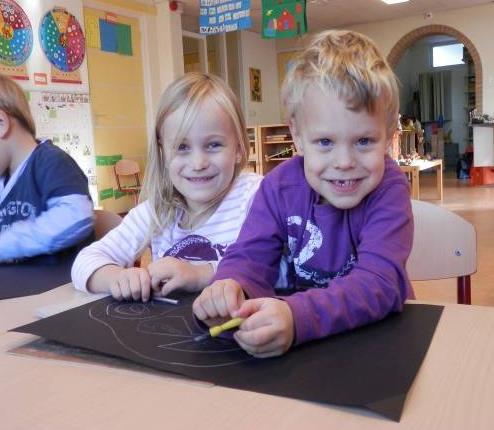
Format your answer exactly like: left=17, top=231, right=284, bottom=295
left=457, top=275, right=471, bottom=305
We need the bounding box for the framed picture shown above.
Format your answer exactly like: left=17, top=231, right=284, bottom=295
left=249, top=67, right=262, bottom=102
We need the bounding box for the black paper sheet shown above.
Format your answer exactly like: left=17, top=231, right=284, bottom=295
left=0, top=252, right=76, bottom=299
left=12, top=296, right=443, bottom=421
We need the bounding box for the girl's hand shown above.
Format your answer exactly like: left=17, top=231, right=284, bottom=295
left=232, top=298, right=294, bottom=358
left=147, top=256, right=214, bottom=296
left=192, top=279, right=246, bottom=326
left=108, top=267, right=152, bottom=302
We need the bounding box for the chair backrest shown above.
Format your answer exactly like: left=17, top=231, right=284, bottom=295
left=114, top=159, right=141, bottom=189
left=94, top=209, right=122, bottom=240
left=114, top=159, right=140, bottom=176
left=407, top=200, right=477, bottom=304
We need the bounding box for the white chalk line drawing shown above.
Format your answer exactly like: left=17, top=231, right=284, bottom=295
left=88, top=301, right=251, bottom=368
left=107, top=302, right=168, bottom=320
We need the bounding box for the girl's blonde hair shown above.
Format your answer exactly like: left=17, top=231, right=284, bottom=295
left=142, top=72, right=249, bottom=234
left=0, top=74, right=36, bottom=138
left=281, top=30, right=399, bottom=138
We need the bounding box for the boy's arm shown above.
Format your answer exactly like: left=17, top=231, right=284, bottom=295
left=0, top=194, right=93, bottom=262
left=213, top=176, right=286, bottom=298
left=71, top=203, right=152, bottom=292
left=284, top=181, right=413, bottom=345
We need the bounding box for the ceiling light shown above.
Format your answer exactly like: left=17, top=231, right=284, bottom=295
left=381, top=0, right=410, bottom=4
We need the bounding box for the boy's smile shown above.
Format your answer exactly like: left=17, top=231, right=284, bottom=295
left=290, top=85, right=391, bottom=209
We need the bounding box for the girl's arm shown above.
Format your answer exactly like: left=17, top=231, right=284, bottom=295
left=71, top=202, right=152, bottom=292
left=212, top=175, right=287, bottom=298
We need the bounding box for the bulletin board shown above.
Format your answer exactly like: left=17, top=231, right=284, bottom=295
left=3, top=1, right=98, bottom=205
left=29, top=91, right=97, bottom=204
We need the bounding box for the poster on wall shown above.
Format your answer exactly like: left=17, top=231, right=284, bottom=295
left=249, top=67, right=262, bottom=102
left=0, top=0, right=33, bottom=80
left=199, top=0, right=251, bottom=35
left=29, top=91, right=98, bottom=204
left=262, top=0, right=307, bottom=39
left=39, top=6, right=85, bottom=84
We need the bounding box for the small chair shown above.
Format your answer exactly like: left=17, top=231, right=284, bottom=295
left=114, top=159, right=141, bottom=206
left=407, top=200, right=477, bottom=304
left=94, top=209, right=122, bottom=240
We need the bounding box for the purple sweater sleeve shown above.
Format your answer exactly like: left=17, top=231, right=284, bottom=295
left=283, top=180, right=413, bottom=344
left=212, top=176, right=286, bottom=296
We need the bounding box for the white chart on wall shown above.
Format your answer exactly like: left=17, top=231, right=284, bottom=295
left=29, top=91, right=97, bottom=205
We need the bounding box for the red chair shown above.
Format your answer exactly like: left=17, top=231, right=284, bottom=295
left=114, top=159, right=141, bottom=206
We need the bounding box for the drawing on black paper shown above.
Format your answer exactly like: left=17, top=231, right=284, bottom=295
left=89, top=300, right=251, bottom=368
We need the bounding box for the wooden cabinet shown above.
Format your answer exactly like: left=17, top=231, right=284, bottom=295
left=257, top=124, right=295, bottom=175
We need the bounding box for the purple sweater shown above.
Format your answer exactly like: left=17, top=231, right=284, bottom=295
left=213, top=155, right=414, bottom=345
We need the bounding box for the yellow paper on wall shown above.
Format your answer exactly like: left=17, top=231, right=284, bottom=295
left=84, top=14, right=101, bottom=49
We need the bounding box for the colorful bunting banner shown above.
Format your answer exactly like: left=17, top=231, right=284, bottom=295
left=262, top=0, right=307, bottom=39
left=199, top=0, right=251, bottom=35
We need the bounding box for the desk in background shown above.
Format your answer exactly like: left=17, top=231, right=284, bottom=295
left=1, top=285, right=494, bottom=429
left=399, top=159, right=443, bottom=200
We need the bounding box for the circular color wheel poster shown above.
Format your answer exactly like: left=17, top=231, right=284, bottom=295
left=0, top=0, right=33, bottom=67
left=39, top=7, right=85, bottom=73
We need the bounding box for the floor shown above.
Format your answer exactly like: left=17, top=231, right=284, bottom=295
left=412, top=171, right=494, bottom=306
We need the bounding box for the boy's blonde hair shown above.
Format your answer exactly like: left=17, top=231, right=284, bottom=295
left=142, top=72, right=249, bottom=234
left=0, top=74, right=36, bottom=138
left=282, top=30, right=399, bottom=138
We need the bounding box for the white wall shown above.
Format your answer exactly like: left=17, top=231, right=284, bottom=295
left=277, top=3, right=494, bottom=116
left=239, top=31, right=281, bottom=125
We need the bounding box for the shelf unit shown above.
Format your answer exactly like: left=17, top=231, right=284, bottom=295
left=257, top=123, right=296, bottom=175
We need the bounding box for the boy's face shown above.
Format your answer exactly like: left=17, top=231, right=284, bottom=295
left=290, top=85, right=391, bottom=210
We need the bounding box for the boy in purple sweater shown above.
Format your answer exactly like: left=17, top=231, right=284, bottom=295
left=193, top=30, right=414, bottom=357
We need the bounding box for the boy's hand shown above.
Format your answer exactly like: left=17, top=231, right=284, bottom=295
left=108, top=267, right=152, bottom=302
left=232, top=298, right=294, bottom=358
left=192, top=279, right=245, bottom=326
left=147, top=257, right=213, bottom=296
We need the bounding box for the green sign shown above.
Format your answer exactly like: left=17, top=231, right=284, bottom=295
left=114, top=189, right=126, bottom=199
left=95, top=154, right=123, bottom=166
left=99, top=188, right=114, bottom=200
left=262, top=0, right=307, bottom=39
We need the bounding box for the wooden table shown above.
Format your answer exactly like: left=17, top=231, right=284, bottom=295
left=399, top=159, right=443, bottom=200
left=1, top=285, right=494, bottom=429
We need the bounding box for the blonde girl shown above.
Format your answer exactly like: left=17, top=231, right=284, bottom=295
left=72, top=73, right=262, bottom=301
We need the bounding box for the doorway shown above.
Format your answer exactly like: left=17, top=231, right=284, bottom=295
left=389, top=25, right=482, bottom=177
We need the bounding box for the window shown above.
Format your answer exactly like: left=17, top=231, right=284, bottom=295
left=432, top=43, right=465, bottom=68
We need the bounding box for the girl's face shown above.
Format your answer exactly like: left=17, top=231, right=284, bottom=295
left=162, top=97, right=240, bottom=215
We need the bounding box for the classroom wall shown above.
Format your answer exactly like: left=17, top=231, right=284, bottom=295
left=83, top=0, right=184, bottom=120
left=84, top=7, right=148, bottom=213
left=80, top=0, right=184, bottom=212
left=276, top=3, right=494, bottom=116
left=239, top=31, right=281, bottom=125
